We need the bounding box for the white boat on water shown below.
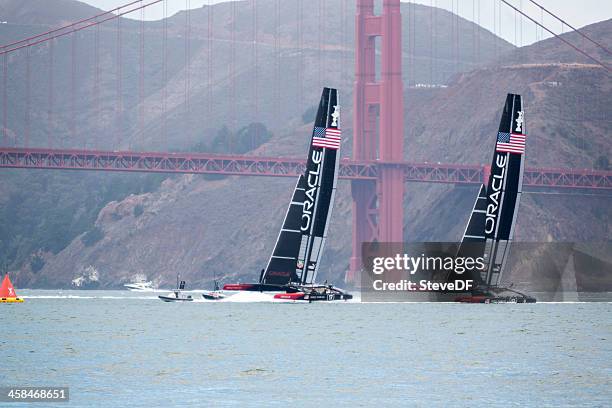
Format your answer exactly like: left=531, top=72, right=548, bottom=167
left=124, top=280, right=155, bottom=292
left=159, top=276, right=194, bottom=302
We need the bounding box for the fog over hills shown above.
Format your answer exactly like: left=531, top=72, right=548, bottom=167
left=0, top=0, right=609, bottom=288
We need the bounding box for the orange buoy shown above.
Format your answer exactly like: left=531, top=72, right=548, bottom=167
left=0, top=274, right=24, bottom=303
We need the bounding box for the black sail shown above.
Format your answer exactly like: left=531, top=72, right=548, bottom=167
left=262, top=88, right=342, bottom=285
left=262, top=176, right=307, bottom=285
left=456, top=94, right=526, bottom=286
left=455, top=184, right=488, bottom=284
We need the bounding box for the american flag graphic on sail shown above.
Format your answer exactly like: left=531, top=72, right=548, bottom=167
left=496, top=132, right=526, bottom=154
left=312, top=127, right=341, bottom=150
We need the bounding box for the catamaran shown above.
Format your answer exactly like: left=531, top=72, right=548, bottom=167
left=453, top=93, right=535, bottom=303
left=223, top=87, right=352, bottom=302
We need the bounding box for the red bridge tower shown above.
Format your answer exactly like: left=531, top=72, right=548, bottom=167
left=348, top=0, right=405, bottom=284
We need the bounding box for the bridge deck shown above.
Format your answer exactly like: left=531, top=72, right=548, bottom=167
left=1, top=147, right=610, bottom=190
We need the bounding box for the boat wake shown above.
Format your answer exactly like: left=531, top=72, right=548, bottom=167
left=23, top=295, right=159, bottom=300
left=18, top=293, right=605, bottom=303
left=209, top=292, right=276, bottom=303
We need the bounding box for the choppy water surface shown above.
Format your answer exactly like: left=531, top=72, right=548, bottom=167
left=2, top=290, right=611, bottom=407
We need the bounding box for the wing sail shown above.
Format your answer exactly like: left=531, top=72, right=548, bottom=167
left=297, top=87, right=341, bottom=284
left=455, top=94, right=526, bottom=287
left=262, top=87, right=342, bottom=286
left=262, top=176, right=307, bottom=285
left=482, top=93, right=526, bottom=286
left=454, top=184, right=488, bottom=284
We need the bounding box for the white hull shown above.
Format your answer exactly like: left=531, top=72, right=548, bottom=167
left=124, top=282, right=156, bottom=292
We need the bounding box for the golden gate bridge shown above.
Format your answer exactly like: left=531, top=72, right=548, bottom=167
left=0, top=0, right=610, bottom=283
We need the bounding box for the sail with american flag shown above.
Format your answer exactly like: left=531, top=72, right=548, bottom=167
left=455, top=93, right=527, bottom=287
left=261, top=88, right=341, bottom=286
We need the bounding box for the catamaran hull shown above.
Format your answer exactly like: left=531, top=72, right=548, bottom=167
left=455, top=294, right=536, bottom=303
left=222, top=283, right=295, bottom=292
left=223, top=283, right=353, bottom=302
left=454, top=286, right=536, bottom=303
left=275, top=292, right=352, bottom=302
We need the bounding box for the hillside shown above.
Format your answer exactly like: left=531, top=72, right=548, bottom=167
left=3, top=2, right=610, bottom=289
left=29, top=59, right=610, bottom=290
left=406, top=63, right=610, bottom=168
left=503, top=18, right=612, bottom=67
left=403, top=62, right=611, bottom=243
left=1, top=0, right=512, bottom=282
left=0, top=0, right=102, bottom=26
left=0, top=0, right=513, bottom=151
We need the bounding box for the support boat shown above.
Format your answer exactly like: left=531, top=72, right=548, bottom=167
left=159, top=275, right=193, bottom=302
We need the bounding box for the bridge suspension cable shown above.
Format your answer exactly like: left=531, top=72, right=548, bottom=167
left=526, top=0, right=611, bottom=55
left=0, top=0, right=163, bottom=56
left=500, top=0, right=611, bottom=71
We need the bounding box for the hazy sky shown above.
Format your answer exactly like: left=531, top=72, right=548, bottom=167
left=82, top=0, right=611, bottom=46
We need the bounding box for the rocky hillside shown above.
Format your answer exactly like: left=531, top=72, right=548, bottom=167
left=0, top=0, right=102, bottom=26
left=2, top=0, right=511, bottom=284
left=403, top=32, right=611, bottom=291
left=406, top=63, right=611, bottom=169
left=503, top=18, right=612, bottom=67
left=0, top=0, right=513, bottom=151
